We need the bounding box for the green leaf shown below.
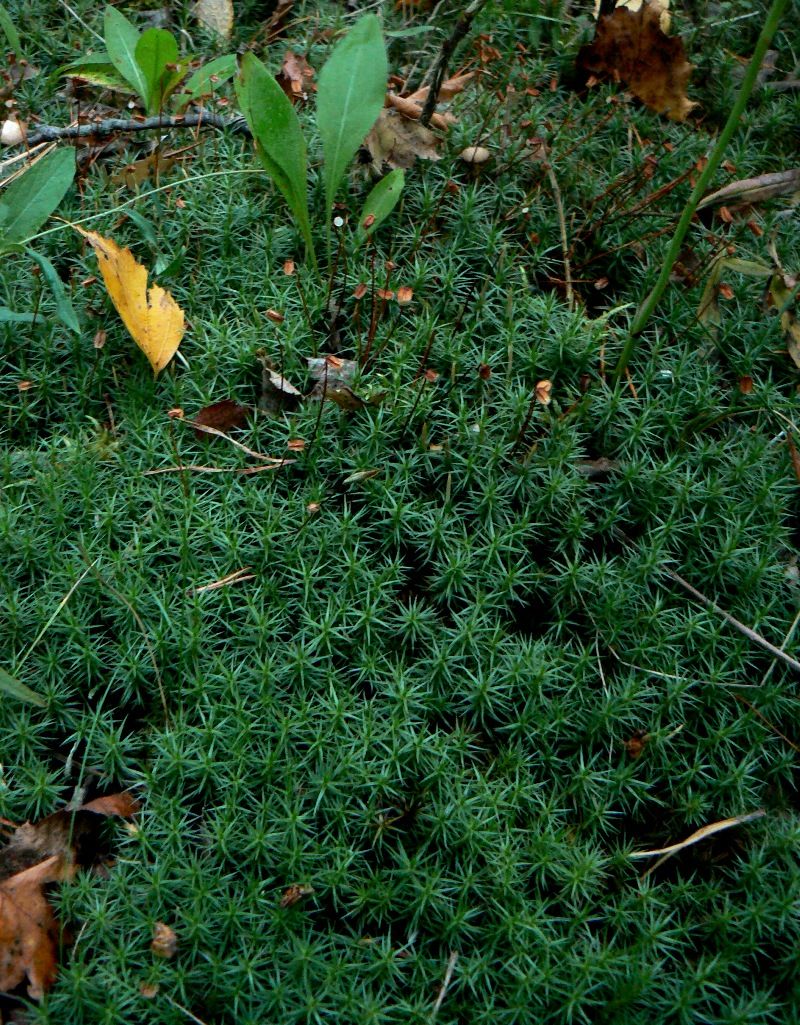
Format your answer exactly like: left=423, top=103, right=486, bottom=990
left=317, top=14, right=387, bottom=229
left=135, top=27, right=178, bottom=113
left=58, top=56, right=135, bottom=92
left=354, top=168, right=404, bottom=247
left=0, top=148, right=75, bottom=251
left=27, top=248, right=80, bottom=334
left=0, top=307, right=37, bottom=323
left=175, top=53, right=236, bottom=108
left=0, top=666, right=45, bottom=706
left=235, top=52, right=312, bottom=260
left=104, top=4, right=148, bottom=103
left=0, top=2, right=22, bottom=56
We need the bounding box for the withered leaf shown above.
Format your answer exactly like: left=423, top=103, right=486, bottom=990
left=260, top=369, right=302, bottom=416
left=111, top=152, right=177, bottom=190
left=578, top=0, right=696, bottom=121
left=0, top=794, right=138, bottom=1000
left=191, top=399, right=250, bottom=439
left=698, top=168, right=800, bottom=211
left=151, top=921, right=178, bottom=959
left=364, top=109, right=441, bottom=172
left=277, top=50, right=314, bottom=103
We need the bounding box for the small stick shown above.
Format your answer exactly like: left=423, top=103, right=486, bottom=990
left=419, top=0, right=487, bottom=127
left=431, top=951, right=458, bottom=1021
left=667, top=569, right=800, bottom=675
left=545, top=162, right=574, bottom=309
left=24, top=112, right=251, bottom=148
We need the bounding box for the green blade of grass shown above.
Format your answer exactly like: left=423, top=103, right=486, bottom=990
left=0, top=666, right=45, bottom=706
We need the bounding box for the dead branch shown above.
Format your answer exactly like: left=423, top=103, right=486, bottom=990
left=419, top=0, right=486, bottom=128
left=23, top=111, right=251, bottom=148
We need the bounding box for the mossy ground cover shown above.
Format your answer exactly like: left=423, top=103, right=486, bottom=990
left=1, top=1, right=800, bottom=1022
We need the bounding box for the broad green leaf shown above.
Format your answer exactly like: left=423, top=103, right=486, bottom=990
left=58, top=57, right=135, bottom=92
left=317, top=14, right=387, bottom=229
left=135, top=27, right=178, bottom=113
left=104, top=5, right=148, bottom=104
left=354, top=168, right=404, bottom=247
left=0, top=666, right=45, bottom=706
left=175, top=53, right=236, bottom=108
left=0, top=307, right=37, bottom=323
left=0, top=2, right=21, bottom=56
left=27, top=248, right=80, bottom=334
left=0, top=148, right=75, bottom=251
left=235, top=52, right=312, bottom=258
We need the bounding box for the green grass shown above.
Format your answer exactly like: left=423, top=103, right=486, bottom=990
left=2, top=1, right=800, bottom=1022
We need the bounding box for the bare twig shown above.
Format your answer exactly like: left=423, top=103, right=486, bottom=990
left=419, top=0, right=486, bottom=127
left=667, top=569, right=800, bottom=675
left=545, top=162, right=574, bottom=309
left=431, top=951, right=458, bottom=1021
left=24, top=112, right=251, bottom=148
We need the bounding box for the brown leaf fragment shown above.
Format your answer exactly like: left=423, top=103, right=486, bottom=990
left=768, top=271, right=800, bottom=368
left=259, top=367, right=302, bottom=416
left=577, top=0, right=696, bottom=121
left=575, top=456, right=620, bottom=479
left=0, top=856, right=66, bottom=1000
left=624, top=729, right=649, bottom=758
left=151, top=921, right=178, bottom=959
left=535, top=380, right=552, bottom=405
left=111, top=152, right=177, bottom=190
left=698, top=168, right=800, bottom=210
left=277, top=50, right=314, bottom=103
left=191, top=399, right=250, bottom=439
left=364, top=109, right=441, bottom=172
left=630, top=809, right=765, bottom=860
left=279, top=883, right=313, bottom=908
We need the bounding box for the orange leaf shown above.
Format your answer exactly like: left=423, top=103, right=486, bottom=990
left=76, top=229, right=185, bottom=376
left=0, top=856, right=67, bottom=1000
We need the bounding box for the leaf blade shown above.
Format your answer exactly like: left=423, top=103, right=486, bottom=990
left=0, top=2, right=22, bottom=57
left=317, top=14, right=387, bottom=227
left=104, top=4, right=148, bottom=103
left=235, top=52, right=311, bottom=256
left=0, top=149, right=75, bottom=251
left=27, top=248, right=80, bottom=334
left=355, top=168, right=404, bottom=247
left=135, top=28, right=179, bottom=113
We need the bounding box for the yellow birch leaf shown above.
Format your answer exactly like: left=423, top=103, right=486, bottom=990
left=76, top=228, right=185, bottom=375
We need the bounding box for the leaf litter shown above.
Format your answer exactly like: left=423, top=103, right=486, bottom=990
left=0, top=794, right=138, bottom=999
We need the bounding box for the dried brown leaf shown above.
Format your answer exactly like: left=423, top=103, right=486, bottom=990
left=191, top=400, right=250, bottom=439
left=578, top=0, right=696, bottom=121
left=151, top=921, right=178, bottom=959
left=698, top=168, right=800, bottom=210
left=364, top=109, right=441, bottom=171
left=277, top=50, right=314, bottom=103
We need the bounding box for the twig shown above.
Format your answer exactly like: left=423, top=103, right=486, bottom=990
left=667, top=569, right=800, bottom=675
left=431, top=951, right=458, bottom=1021
left=24, top=112, right=251, bottom=148
left=419, top=0, right=486, bottom=127
left=545, top=162, right=574, bottom=309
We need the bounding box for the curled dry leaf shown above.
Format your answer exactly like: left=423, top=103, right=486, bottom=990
left=698, top=168, right=800, bottom=211
left=279, top=883, right=314, bottom=908
left=535, top=380, right=552, bottom=405
left=364, top=109, right=441, bottom=172
left=76, top=229, right=185, bottom=376
left=151, top=921, right=178, bottom=959
left=259, top=362, right=302, bottom=416
left=577, top=0, right=696, bottom=121
left=278, top=50, right=314, bottom=103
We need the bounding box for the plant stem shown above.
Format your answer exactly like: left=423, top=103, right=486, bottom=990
left=613, top=0, right=790, bottom=381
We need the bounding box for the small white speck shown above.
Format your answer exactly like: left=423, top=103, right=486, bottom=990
left=521, top=207, right=529, bottom=214
left=333, top=216, right=345, bottom=228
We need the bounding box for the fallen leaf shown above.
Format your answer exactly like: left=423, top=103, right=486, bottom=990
left=0, top=795, right=138, bottom=999
left=76, top=229, right=185, bottom=376
left=277, top=50, right=314, bottom=103
left=151, top=921, right=177, bottom=959
left=279, top=883, right=313, bottom=908
left=623, top=729, right=649, bottom=758
left=630, top=809, right=765, bottom=860
left=111, top=152, right=177, bottom=190
left=193, top=0, right=233, bottom=39
left=0, top=856, right=66, bottom=999
left=768, top=270, right=800, bottom=368
left=191, top=399, right=250, bottom=438
left=364, top=109, right=441, bottom=171
left=535, top=380, right=552, bottom=405
left=259, top=354, right=302, bottom=415
left=578, top=0, right=696, bottom=121
left=698, top=169, right=800, bottom=211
